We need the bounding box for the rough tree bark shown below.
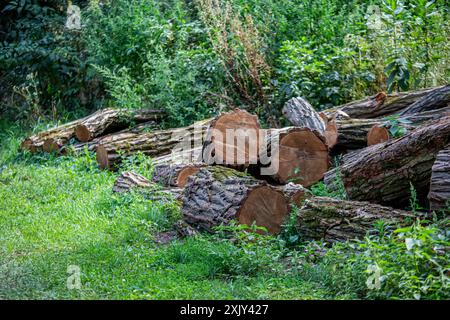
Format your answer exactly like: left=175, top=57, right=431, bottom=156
left=296, top=197, right=415, bottom=242
left=323, top=86, right=444, bottom=119
left=282, top=97, right=326, bottom=134
left=428, top=146, right=450, bottom=211
left=399, top=85, right=450, bottom=116
left=249, top=127, right=329, bottom=186
left=75, top=108, right=165, bottom=142
left=96, top=119, right=211, bottom=170
left=324, top=117, right=450, bottom=207
left=201, top=108, right=261, bottom=168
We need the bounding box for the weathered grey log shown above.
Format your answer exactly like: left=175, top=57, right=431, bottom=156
left=324, top=117, right=450, bottom=207
left=296, top=197, right=415, bottom=242
left=428, top=146, right=450, bottom=211
left=282, top=97, right=326, bottom=134
left=399, top=85, right=450, bottom=116
left=75, top=108, right=165, bottom=142
left=181, top=166, right=291, bottom=234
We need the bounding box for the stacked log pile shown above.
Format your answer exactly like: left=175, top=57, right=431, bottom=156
left=22, top=85, right=449, bottom=242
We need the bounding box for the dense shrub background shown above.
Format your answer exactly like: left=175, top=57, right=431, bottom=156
left=1, top=0, right=449, bottom=126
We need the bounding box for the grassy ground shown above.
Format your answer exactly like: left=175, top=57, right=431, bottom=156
left=0, top=124, right=347, bottom=300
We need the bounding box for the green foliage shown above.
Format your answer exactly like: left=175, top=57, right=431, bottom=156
left=382, top=114, right=412, bottom=137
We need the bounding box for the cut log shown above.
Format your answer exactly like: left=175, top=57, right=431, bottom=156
left=152, top=163, right=205, bottom=188
left=181, top=166, right=291, bottom=234
left=323, top=86, right=445, bottom=119
left=399, top=85, right=450, bottom=116
left=96, top=119, right=211, bottom=170
left=428, top=146, right=450, bottom=211
left=275, top=183, right=311, bottom=210
left=324, top=117, right=450, bottom=207
left=151, top=146, right=203, bottom=166
left=282, top=97, right=326, bottom=134
left=367, top=125, right=390, bottom=146
left=64, top=121, right=161, bottom=154
left=296, top=197, right=415, bottom=242
left=112, top=171, right=183, bottom=200
left=75, top=108, right=165, bottom=142
left=332, top=105, right=450, bottom=151
left=21, top=119, right=81, bottom=153
left=249, top=127, right=329, bottom=186
left=324, top=120, right=338, bottom=148
left=201, top=109, right=261, bottom=168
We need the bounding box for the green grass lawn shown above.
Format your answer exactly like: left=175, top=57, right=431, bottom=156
left=0, top=130, right=344, bottom=299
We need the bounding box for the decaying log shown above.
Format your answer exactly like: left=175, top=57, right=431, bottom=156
left=323, top=86, right=444, bottom=119
left=201, top=109, right=261, bottom=168
left=428, top=146, right=450, bottom=211
left=249, top=127, right=329, bottom=186
left=282, top=97, right=326, bottom=134
left=324, top=117, right=450, bottom=207
left=112, top=171, right=183, bottom=200
left=151, top=146, right=203, bottom=166
left=181, top=166, right=292, bottom=234
left=64, top=121, right=160, bottom=154
left=152, top=163, right=205, bottom=188
left=21, top=119, right=81, bottom=153
left=399, top=85, right=450, bottom=116
left=296, top=197, right=415, bottom=242
left=96, top=119, right=211, bottom=170
left=75, top=108, right=165, bottom=142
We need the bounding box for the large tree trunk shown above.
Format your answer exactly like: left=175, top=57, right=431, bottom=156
left=201, top=108, right=262, bottom=168
left=324, top=117, right=450, bottom=207
left=323, top=86, right=444, bottom=120
left=181, top=166, right=294, bottom=234
left=112, top=171, right=183, bottom=200
left=428, top=146, right=450, bottom=211
left=21, top=119, right=81, bottom=153
left=296, top=197, right=415, bottom=242
left=282, top=97, right=326, bottom=133
left=75, top=108, right=165, bottom=142
left=96, top=119, right=211, bottom=170
left=249, top=127, right=329, bottom=186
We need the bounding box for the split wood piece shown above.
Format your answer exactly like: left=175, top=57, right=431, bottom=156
left=249, top=127, right=329, bottom=187
left=152, top=163, right=206, bottom=188
left=324, top=117, right=450, bottom=207
left=296, top=197, right=415, bottom=243
left=428, top=146, right=450, bottom=211
left=323, top=86, right=445, bottom=120
left=181, top=166, right=291, bottom=234
left=21, top=119, right=81, bottom=153
left=201, top=108, right=261, bottom=168
left=112, top=171, right=183, bottom=201
left=75, top=108, right=165, bottom=142
left=399, top=85, right=450, bottom=116
left=96, top=119, right=211, bottom=170
left=282, top=97, right=326, bottom=134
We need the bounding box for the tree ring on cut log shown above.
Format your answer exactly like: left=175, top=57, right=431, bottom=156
left=43, top=138, right=61, bottom=153
left=324, top=121, right=338, bottom=149
left=204, top=109, right=261, bottom=167
left=176, top=166, right=202, bottom=187
left=96, top=145, right=110, bottom=170
left=271, top=129, right=329, bottom=186
left=367, top=125, right=390, bottom=146
left=237, top=186, right=289, bottom=234
left=75, top=124, right=92, bottom=142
